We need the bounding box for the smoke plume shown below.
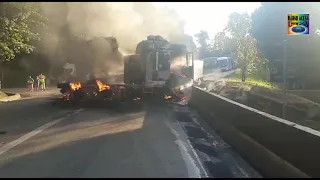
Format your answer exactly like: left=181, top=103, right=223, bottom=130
left=38, top=2, right=196, bottom=79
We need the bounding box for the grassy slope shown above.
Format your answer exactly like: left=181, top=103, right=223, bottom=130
left=221, top=70, right=320, bottom=129
left=223, top=70, right=279, bottom=90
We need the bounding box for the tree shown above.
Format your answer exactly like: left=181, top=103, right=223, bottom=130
left=194, top=30, right=210, bottom=59
left=251, top=2, right=320, bottom=88
left=0, top=2, right=47, bottom=63
left=212, top=31, right=236, bottom=56
left=213, top=32, right=227, bottom=51
left=225, top=12, right=265, bottom=81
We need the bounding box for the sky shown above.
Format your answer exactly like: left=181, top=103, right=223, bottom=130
left=153, top=2, right=261, bottom=39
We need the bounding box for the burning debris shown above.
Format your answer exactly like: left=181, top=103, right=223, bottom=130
left=70, top=82, right=82, bottom=91
left=58, top=78, right=142, bottom=104
left=96, top=80, right=110, bottom=92
left=164, top=95, right=172, bottom=100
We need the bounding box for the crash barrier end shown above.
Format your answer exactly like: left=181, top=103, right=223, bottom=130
left=189, top=86, right=319, bottom=178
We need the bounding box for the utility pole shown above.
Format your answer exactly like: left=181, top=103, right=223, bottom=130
left=242, top=49, right=247, bottom=82
left=282, top=39, right=287, bottom=119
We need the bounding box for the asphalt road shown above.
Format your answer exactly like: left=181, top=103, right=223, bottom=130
left=1, top=86, right=60, bottom=99
left=0, top=95, right=261, bottom=178
left=202, top=69, right=236, bottom=81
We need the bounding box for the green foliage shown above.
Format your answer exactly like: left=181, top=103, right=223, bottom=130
left=212, top=32, right=237, bottom=57
left=225, top=70, right=278, bottom=90
left=195, top=12, right=268, bottom=81
left=213, top=32, right=226, bottom=51
left=194, top=30, right=211, bottom=59
left=224, top=12, right=267, bottom=81
left=225, top=78, right=278, bottom=90
left=251, top=2, right=320, bottom=88
left=225, top=12, right=251, bottom=38
left=194, top=30, right=209, bottom=47
left=0, top=2, right=47, bottom=63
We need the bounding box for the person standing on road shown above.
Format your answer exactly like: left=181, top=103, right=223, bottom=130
left=36, top=75, right=40, bottom=91
left=27, top=76, right=35, bottom=92
left=39, top=73, right=46, bottom=91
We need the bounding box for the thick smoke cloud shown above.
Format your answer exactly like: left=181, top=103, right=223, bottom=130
left=39, top=2, right=196, bottom=79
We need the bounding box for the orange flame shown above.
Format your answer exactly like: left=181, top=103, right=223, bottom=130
left=96, top=80, right=110, bottom=92
left=69, top=82, right=82, bottom=91
left=164, top=95, right=172, bottom=100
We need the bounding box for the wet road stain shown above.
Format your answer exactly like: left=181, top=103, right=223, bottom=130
left=175, top=112, right=192, bottom=123
left=193, top=143, right=219, bottom=157
left=172, top=105, right=261, bottom=178
left=184, top=125, right=208, bottom=139
left=204, top=161, right=234, bottom=178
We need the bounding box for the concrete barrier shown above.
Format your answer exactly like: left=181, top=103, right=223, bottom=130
left=189, top=86, right=320, bottom=178
left=289, top=90, right=320, bottom=104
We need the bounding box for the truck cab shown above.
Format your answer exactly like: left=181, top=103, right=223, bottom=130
left=124, top=35, right=194, bottom=88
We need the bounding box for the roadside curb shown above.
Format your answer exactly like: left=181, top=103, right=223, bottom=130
left=0, top=93, right=21, bottom=103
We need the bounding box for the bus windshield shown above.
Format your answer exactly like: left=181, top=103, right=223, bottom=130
left=217, top=58, right=228, bottom=68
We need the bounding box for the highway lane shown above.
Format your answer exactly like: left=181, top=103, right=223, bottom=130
left=0, top=96, right=76, bottom=147
left=0, top=96, right=261, bottom=178
left=202, top=69, right=236, bottom=82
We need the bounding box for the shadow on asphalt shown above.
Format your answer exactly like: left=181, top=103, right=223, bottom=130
left=0, top=95, right=69, bottom=113
left=0, top=96, right=76, bottom=145
left=0, top=103, right=190, bottom=178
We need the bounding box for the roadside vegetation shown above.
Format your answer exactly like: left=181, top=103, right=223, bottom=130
left=195, top=2, right=320, bottom=90
left=193, top=3, right=320, bottom=129
left=224, top=70, right=279, bottom=90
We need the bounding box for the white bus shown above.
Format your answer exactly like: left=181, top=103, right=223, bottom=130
left=216, top=57, right=236, bottom=72
left=202, top=57, right=219, bottom=69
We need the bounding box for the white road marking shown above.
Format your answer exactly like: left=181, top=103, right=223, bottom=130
left=0, top=109, right=83, bottom=156
left=167, top=109, right=209, bottom=177
left=175, top=139, right=202, bottom=178
left=165, top=120, right=209, bottom=178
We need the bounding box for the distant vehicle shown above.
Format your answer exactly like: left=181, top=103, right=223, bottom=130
left=202, top=57, right=219, bottom=69
left=216, top=57, right=236, bottom=72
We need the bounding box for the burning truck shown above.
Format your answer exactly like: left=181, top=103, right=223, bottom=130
left=57, top=35, right=197, bottom=105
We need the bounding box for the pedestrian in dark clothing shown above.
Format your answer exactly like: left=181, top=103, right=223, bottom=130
left=27, top=76, right=35, bottom=91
